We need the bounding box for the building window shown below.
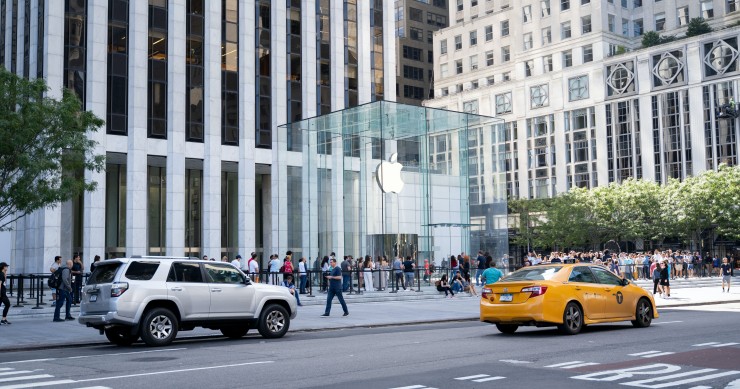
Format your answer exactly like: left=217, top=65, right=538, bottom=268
left=502, top=71, right=511, bottom=81
left=568, top=75, right=589, bottom=101
left=633, top=0, right=641, bottom=6
left=316, top=0, right=330, bottom=116
left=561, top=0, right=570, bottom=11
left=147, top=162, right=167, bottom=255
left=457, top=0, right=463, bottom=11
left=501, top=20, right=509, bottom=36
left=403, top=65, right=424, bottom=80
left=441, top=87, right=448, bottom=96
left=523, top=33, right=533, bottom=49
left=563, top=49, right=572, bottom=67
left=65, top=0, right=87, bottom=109
left=440, top=63, right=449, bottom=78
left=561, top=21, right=571, bottom=39
left=486, top=50, right=494, bottom=66
left=222, top=0, right=239, bottom=146
left=530, top=84, right=549, bottom=108
left=470, top=55, right=478, bottom=70
left=702, top=0, right=714, bottom=18
left=496, top=92, right=513, bottom=114
left=501, top=46, right=510, bottom=62
left=677, top=6, right=689, bottom=26
left=582, top=44, right=593, bottom=63
left=622, top=18, right=629, bottom=36
left=440, top=39, right=447, bottom=54
left=403, top=85, right=425, bottom=99
left=485, top=25, right=493, bottom=41
left=543, top=55, right=553, bottom=72
left=634, top=19, right=643, bottom=36
left=608, top=14, right=615, bottom=33
left=402, top=45, right=423, bottom=60
left=542, top=27, right=552, bottom=44
left=108, top=0, right=129, bottom=136
left=257, top=0, right=273, bottom=146
left=427, top=12, right=447, bottom=27
left=454, top=34, right=462, bottom=50
left=344, top=0, right=358, bottom=108
left=655, top=12, right=665, bottom=31
left=469, top=30, right=477, bottom=46
left=105, top=156, right=127, bottom=258
left=471, top=80, right=479, bottom=89
left=523, top=5, right=532, bottom=22
left=606, top=61, right=636, bottom=96
left=463, top=99, right=479, bottom=114
left=525, top=60, right=534, bottom=76
left=148, top=0, right=168, bottom=139
left=541, top=0, right=551, bottom=17
left=487, top=75, right=495, bottom=85
left=409, top=27, right=423, bottom=41
left=581, top=15, right=591, bottom=34
left=703, top=38, right=739, bottom=77
left=730, top=0, right=740, bottom=12
left=582, top=0, right=590, bottom=3
left=652, top=50, right=685, bottom=87
left=456, top=83, right=463, bottom=92
left=409, top=7, right=423, bottom=22
left=455, top=59, right=463, bottom=74
left=185, top=163, right=203, bottom=257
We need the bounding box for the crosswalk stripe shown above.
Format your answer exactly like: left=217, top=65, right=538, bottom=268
left=623, top=369, right=740, bottom=388
left=560, top=362, right=601, bottom=369
left=687, top=386, right=712, bottom=389
left=0, top=376, right=54, bottom=384
left=455, top=374, right=489, bottom=380
left=0, top=380, right=76, bottom=389
left=472, top=376, right=505, bottom=382
left=711, top=342, right=739, bottom=347
left=546, top=361, right=585, bottom=368
left=692, top=342, right=719, bottom=347
left=0, top=374, right=32, bottom=378
left=388, top=386, right=427, bottom=389
left=629, top=351, right=662, bottom=356
left=640, top=352, right=675, bottom=358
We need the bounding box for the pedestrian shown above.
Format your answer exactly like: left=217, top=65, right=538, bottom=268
left=423, top=258, right=431, bottom=284
left=659, top=261, right=671, bottom=298
left=281, top=274, right=302, bottom=307
left=231, top=254, right=242, bottom=270
left=268, top=254, right=281, bottom=284
left=463, top=274, right=478, bottom=297
left=281, top=253, right=294, bottom=281
left=340, top=256, right=351, bottom=292
left=451, top=271, right=464, bottom=293
left=436, top=274, right=454, bottom=298
left=321, top=257, right=348, bottom=317
left=392, top=256, right=406, bottom=291
left=298, top=257, right=307, bottom=294
left=379, top=256, right=388, bottom=291
left=320, top=256, right=330, bottom=292
left=402, top=256, right=415, bottom=289
left=362, top=256, right=374, bottom=292
left=475, top=251, right=486, bottom=286
left=202, top=255, right=209, bottom=261
left=651, top=259, right=661, bottom=296
left=89, top=255, right=101, bottom=272
left=247, top=252, right=260, bottom=282
left=49, top=256, right=62, bottom=307
left=481, top=260, right=503, bottom=285
left=71, top=254, right=84, bottom=304
left=0, top=262, right=11, bottom=325
left=721, top=257, right=732, bottom=293
left=53, top=259, right=74, bottom=322
left=221, top=255, right=229, bottom=263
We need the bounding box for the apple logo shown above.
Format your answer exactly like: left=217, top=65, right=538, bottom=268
left=376, top=153, right=405, bottom=194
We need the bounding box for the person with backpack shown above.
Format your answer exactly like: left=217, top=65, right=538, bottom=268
left=53, top=259, right=74, bottom=322
left=49, top=256, right=62, bottom=307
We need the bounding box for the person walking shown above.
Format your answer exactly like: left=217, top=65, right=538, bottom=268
left=392, top=256, right=406, bottom=291
left=49, top=256, right=62, bottom=307
left=721, top=257, right=732, bottom=293
left=71, top=254, right=84, bottom=304
left=298, top=257, right=307, bottom=294
left=231, top=254, right=242, bottom=270
left=322, top=258, right=348, bottom=317
left=0, top=262, right=11, bottom=325
left=659, top=261, right=671, bottom=298
left=475, top=251, right=486, bottom=286
left=320, top=256, right=330, bottom=292
left=53, top=259, right=75, bottom=322
left=362, top=256, right=374, bottom=292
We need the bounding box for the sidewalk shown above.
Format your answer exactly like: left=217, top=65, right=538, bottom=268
left=0, top=283, right=737, bottom=351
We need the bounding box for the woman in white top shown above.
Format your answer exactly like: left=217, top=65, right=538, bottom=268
left=363, top=256, right=374, bottom=292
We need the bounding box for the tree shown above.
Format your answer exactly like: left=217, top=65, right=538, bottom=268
left=0, top=68, right=105, bottom=231
left=642, top=31, right=661, bottom=48
left=686, top=18, right=712, bottom=37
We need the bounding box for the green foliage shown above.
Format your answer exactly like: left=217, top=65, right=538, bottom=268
left=641, top=31, right=661, bottom=48
left=511, top=166, right=740, bottom=249
left=686, top=18, right=713, bottom=37
left=0, top=68, right=105, bottom=231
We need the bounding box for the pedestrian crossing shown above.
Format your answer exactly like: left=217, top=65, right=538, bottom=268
left=544, top=361, right=601, bottom=369
left=0, top=367, right=111, bottom=389
left=628, top=350, right=676, bottom=358
left=692, top=342, right=740, bottom=348
left=454, top=374, right=505, bottom=382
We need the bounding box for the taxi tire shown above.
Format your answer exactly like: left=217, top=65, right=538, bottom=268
left=631, top=298, right=653, bottom=328
left=558, top=302, right=583, bottom=335
left=495, top=324, right=518, bottom=334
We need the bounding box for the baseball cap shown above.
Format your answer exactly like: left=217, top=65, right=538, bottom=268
left=235, top=254, right=242, bottom=259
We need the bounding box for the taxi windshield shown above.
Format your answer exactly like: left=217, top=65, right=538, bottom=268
left=505, top=266, right=563, bottom=281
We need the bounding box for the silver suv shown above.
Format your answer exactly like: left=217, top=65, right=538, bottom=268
left=78, top=256, right=297, bottom=347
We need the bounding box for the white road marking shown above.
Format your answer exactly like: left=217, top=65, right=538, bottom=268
left=653, top=321, right=683, bottom=325
left=74, top=361, right=273, bottom=383
left=560, top=363, right=601, bottom=369
left=711, top=343, right=739, bottom=348
left=499, top=359, right=531, bottom=364
left=0, top=376, right=54, bottom=384
left=0, top=380, right=76, bottom=389
left=0, top=373, right=34, bottom=378
left=0, top=361, right=53, bottom=366
left=639, top=352, right=675, bottom=358
left=692, top=342, right=719, bottom=347
left=72, top=387, right=112, bottom=389
left=66, top=348, right=187, bottom=360
left=0, top=371, right=11, bottom=373
left=629, top=351, right=663, bottom=356
left=688, top=386, right=712, bottom=389
left=388, top=386, right=427, bottom=389
left=455, top=374, right=488, bottom=380
left=472, top=376, right=505, bottom=382
left=546, top=361, right=585, bottom=368
left=623, top=369, right=740, bottom=388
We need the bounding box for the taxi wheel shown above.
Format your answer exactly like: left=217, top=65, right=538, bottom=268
left=558, top=302, right=583, bottom=335
left=631, top=298, right=653, bottom=328
left=495, top=324, right=518, bottom=334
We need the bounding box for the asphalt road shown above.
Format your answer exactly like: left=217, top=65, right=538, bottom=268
left=1, top=304, right=739, bottom=389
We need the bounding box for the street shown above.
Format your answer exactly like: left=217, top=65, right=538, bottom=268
left=0, top=304, right=738, bottom=389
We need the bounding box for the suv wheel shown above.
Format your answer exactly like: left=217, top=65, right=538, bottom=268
left=221, top=327, right=249, bottom=339
left=140, top=308, right=179, bottom=346
left=105, top=327, right=139, bottom=346
left=258, top=304, right=290, bottom=339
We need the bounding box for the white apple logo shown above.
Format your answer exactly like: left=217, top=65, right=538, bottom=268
left=376, top=153, right=405, bottom=193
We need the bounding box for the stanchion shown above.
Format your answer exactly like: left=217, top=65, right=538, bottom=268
left=355, top=268, right=363, bottom=295
left=306, top=270, right=314, bottom=297
left=13, top=274, right=24, bottom=307
left=32, top=275, right=44, bottom=309
left=8, top=275, right=14, bottom=297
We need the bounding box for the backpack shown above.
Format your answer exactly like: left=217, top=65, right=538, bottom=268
left=435, top=280, right=441, bottom=287
left=48, top=267, right=64, bottom=289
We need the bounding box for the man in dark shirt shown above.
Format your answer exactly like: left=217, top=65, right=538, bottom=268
left=53, top=259, right=74, bottom=322
left=340, top=256, right=351, bottom=292
left=475, top=251, right=486, bottom=286
left=402, top=256, right=415, bottom=289
left=322, top=258, right=348, bottom=317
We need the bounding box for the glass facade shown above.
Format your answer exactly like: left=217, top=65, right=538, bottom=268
left=185, top=162, right=202, bottom=258
left=0, top=0, right=5, bottom=68
left=317, top=0, right=331, bottom=115
left=370, top=0, right=384, bottom=101
left=186, top=0, right=204, bottom=142
left=221, top=166, right=238, bottom=259
left=64, top=0, right=86, bottom=107
left=22, top=0, right=28, bottom=78
left=148, top=0, right=167, bottom=139
left=256, top=0, right=271, bottom=148
left=287, top=0, right=301, bottom=124
left=11, top=0, right=17, bottom=74
left=147, top=160, right=166, bottom=255
left=221, top=0, right=238, bottom=145
left=36, top=0, right=43, bottom=78
left=107, top=0, right=128, bottom=135
left=277, top=101, right=508, bottom=264
left=105, top=155, right=127, bottom=258
left=344, top=0, right=358, bottom=107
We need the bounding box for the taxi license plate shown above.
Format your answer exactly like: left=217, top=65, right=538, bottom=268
left=89, top=295, right=97, bottom=302
left=500, top=294, right=513, bottom=302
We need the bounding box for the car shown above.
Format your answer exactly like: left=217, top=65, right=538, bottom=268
left=78, top=256, right=298, bottom=346
left=480, top=263, right=658, bottom=335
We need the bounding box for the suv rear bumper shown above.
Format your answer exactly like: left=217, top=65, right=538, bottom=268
left=78, top=312, right=137, bottom=328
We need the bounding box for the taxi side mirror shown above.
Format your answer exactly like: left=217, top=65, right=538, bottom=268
left=620, top=278, right=629, bottom=286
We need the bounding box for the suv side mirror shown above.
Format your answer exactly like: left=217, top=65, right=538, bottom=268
left=243, top=275, right=251, bottom=285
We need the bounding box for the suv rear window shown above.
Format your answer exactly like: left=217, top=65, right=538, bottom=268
left=87, top=263, right=122, bottom=284
left=124, top=261, right=160, bottom=281
left=505, top=266, right=563, bottom=281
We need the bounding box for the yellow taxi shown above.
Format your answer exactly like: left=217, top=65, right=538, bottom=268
left=480, top=263, right=658, bottom=335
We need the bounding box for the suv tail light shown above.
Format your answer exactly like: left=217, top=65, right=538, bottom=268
left=111, top=282, right=129, bottom=297
left=521, top=286, right=547, bottom=297
left=481, top=287, right=492, bottom=299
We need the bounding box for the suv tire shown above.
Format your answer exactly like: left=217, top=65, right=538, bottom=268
left=105, top=327, right=139, bottom=346
left=140, top=308, right=179, bottom=346
left=221, top=327, right=249, bottom=339
left=258, top=304, right=290, bottom=339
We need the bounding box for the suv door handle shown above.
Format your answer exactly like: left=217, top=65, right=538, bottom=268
left=211, top=288, right=222, bottom=292
left=170, top=287, right=183, bottom=292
